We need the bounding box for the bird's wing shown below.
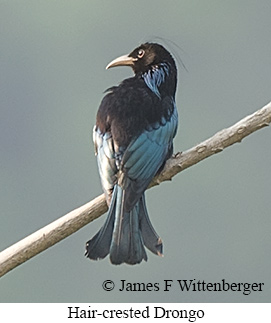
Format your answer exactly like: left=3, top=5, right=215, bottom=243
left=120, top=105, right=178, bottom=211
left=93, top=126, right=118, bottom=204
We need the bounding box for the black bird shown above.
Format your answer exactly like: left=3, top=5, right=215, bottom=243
left=85, top=43, right=178, bottom=265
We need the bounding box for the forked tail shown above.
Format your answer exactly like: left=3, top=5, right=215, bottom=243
left=85, top=186, right=163, bottom=265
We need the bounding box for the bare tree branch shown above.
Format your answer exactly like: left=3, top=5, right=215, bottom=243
left=0, top=101, right=270, bottom=277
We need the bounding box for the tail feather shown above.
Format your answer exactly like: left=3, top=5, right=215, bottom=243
left=128, top=206, right=148, bottom=264
left=110, top=187, right=147, bottom=265
left=85, top=188, right=117, bottom=260
left=85, top=186, right=163, bottom=265
left=139, top=196, right=163, bottom=256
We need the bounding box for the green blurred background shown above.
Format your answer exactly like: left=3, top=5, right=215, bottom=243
left=0, top=0, right=270, bottom=302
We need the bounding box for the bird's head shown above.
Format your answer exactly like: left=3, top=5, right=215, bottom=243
left=106, top=42, right=176, bottom=75
left=106, top=43, right=177, bottom=98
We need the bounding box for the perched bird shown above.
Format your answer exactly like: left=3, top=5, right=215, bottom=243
left=85, top=42, right=178, bottom=265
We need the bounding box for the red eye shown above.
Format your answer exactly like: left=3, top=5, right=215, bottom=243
left=137, top=49, right=145, bottom=58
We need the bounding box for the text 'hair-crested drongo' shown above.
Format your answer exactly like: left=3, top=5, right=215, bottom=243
left=85, top=43, right=178, bottom=265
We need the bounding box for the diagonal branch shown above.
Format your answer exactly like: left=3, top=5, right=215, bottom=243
left=0, top=101, right=270, bottom=277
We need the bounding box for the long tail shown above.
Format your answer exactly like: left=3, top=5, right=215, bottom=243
left=85, top=186, right=163, bottom=265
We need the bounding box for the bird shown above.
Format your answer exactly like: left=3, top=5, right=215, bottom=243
left=85, top=42, right=178, bottom=265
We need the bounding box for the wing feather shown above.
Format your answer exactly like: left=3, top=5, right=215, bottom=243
left=119, top=108, right=178, bottom=210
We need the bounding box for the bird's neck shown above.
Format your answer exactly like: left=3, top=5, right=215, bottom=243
left=141, top=62, right=176, bottom=99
